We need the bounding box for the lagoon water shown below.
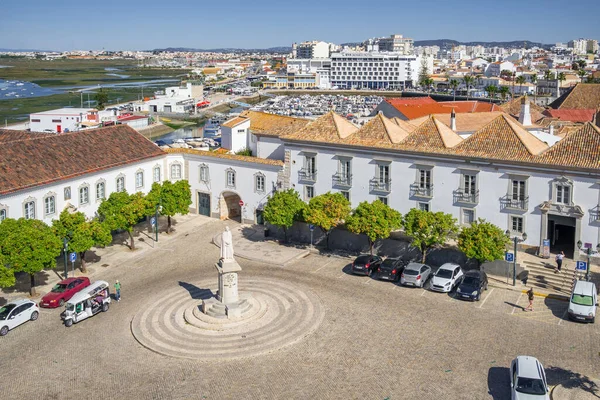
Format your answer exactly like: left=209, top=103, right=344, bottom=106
left=0, top=79, right=57, bottom=99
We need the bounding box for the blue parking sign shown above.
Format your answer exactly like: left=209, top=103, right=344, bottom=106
left=150, top=217, right=156, bottom=226
left=505, top=252, right=514, bottom=262
left=69, top=252, right=77, bottom=262
left=309, top=224, right=315, bottom=231
left=576, top=261, right=587, bottom=271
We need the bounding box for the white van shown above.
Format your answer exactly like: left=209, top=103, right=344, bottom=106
left=568, top=280, right=598, bottom=323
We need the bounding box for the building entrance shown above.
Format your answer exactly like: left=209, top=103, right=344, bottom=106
left=548, top=214, right=576, bottom=258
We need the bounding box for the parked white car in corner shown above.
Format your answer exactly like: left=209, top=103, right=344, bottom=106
left=430, top=263, right=463, bottom=293
left=510, top=356, right=550, bottom=399
left=0, top=299, right=40, bottom=336
left=568, top=280, right=597, bottom=323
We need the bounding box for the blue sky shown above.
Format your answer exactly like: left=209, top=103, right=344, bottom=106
left=2, top=0, right=599, bottom=51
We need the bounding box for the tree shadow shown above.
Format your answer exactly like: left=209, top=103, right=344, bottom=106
left=488, top=366, right=511, bottom=400
left=545, top=366, right=600, bottom=398
left=543, top=297, right=569, bottom=319
left=0, top=270, right=53, bottom=295
left=83, top=250, right=101, bottom=265
left=178, top=281, right=215, bottom=300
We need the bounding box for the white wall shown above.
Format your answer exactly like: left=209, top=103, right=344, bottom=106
left=256, top=136, right=285, bottom=160
left=221, top=119, right=250, bottom=153
left=0, top=156, right=165, bottom=225
left=286, top=141, right=600, bottom=249
left=30, top=115, right=80, bottom=133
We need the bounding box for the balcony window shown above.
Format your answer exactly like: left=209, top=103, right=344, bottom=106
left=299, top=155, right=317, bottom=182
left=370, top=163, right=391, bottom=193
left=333, top=158, right=352, bottom=187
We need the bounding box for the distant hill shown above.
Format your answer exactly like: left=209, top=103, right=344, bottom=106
left=341, top=39, right=552, bottom=50
left=152, top=47, right=291, bottom=54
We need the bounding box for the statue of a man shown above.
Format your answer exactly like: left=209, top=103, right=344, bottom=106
left=220, top=226, right=234, bottom=260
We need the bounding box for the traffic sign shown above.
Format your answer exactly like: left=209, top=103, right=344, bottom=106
left=309, top=224, right=315, bottom=231
left=505, top=252, right=514, bottom=262
left=150, top=217, right=156, bottom=226
left=239, top=200, right=244, bottom=207
left=576, top=261, right=587, bottom=271
left=69, top=252, right=77, bottom=262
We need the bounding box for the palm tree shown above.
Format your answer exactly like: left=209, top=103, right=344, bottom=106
left=499, top=86, right=510, bottom=101
left=543, top=70, right=553, bottom=81
left=463, top=75, right=475, bottom=100
left=530, top=74, right=538, bottom=102
left=578, top=69, right=587, bottom=83
left=515, top=75, right=526, bottom=96
left=557, top=72, right=566, bottom=86
left=484, top=85, right=497, bottom=102
left=449, top=79, right=459, bottom=101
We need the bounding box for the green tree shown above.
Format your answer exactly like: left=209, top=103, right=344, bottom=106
left=458, top=219, right=510, bottom=265
left=449, top=79, right=459, bottom=101
left=98, top=191, right=149, bottom=250
left=515, top=75, right=526, bottom=94
left=557, top=72, right=566, bottom=86
left=52, top=210, right=112, bottom=272
left=345, top=200, right=402, bottom=254
left=499, top=86, right=510, bottom=101
left=234, top=147, right=253, bottom=157
left=463, top=75, right=475, bottom=100
left=146, top=180, right=192, bottom=234
left=303, top=192, right=351, bottom=249
left=577, top=69, right=587, bottom=83
left=402, top=208, right=458, bottom=263
left=418, top=54, right=430, bottom=88
left=484, top=85, right=497, bottom=101
left=263, top=189, right=305, bottom=242
left=94, top=88, right=109, bottom=110
left=577, top=59, right=587, bottom=70
left=0, top=218, right=62, bottom=296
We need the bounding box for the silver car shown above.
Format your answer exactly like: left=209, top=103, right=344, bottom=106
left=400, top=263, right=432, bottom=288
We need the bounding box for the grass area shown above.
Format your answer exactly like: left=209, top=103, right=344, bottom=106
left=0, top=58, right=189, bottom=87
left=161, top=119, right=196, bottom=130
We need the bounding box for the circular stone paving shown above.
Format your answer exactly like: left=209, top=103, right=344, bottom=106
left=130, top=278, right=325, bottom=360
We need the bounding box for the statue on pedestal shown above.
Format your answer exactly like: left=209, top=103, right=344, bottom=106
left=220, top=226, right=234, bottom=261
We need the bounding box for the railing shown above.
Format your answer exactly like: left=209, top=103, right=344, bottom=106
left=410, top=183, right=434, bottom=198
left=453, top=189, right=479, bottom=204
left=500, top=195, right=529, bottom=211
left=369, top=178, right=392, bottom=193
left=298, top=168, right=317, bottom=182
left=332, top=172, right=352, bottom=188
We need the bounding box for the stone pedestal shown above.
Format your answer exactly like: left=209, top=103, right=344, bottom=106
left=215, top=259, right=242, bottom=305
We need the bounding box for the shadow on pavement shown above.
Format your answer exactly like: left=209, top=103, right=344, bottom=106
left=178, top=281, right=214, bottom=300
left=543, top=297, right=569, bottom=319
left=488, top=366, right=511, bottom=400
left=546, top=366, right=600, bottom=398
left=504, top=301, right=525, bottom=311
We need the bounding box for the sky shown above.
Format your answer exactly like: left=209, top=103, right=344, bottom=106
left=1, top=0, right=599, bottom=51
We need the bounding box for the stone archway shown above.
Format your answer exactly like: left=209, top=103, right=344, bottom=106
left=219, top=191, right=242, bottom=222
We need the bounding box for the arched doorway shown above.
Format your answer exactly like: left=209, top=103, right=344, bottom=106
left=219, top=191, right=242, bottom=222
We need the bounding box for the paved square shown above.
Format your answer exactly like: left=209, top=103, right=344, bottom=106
left=1, top=218, right=599, bottom=399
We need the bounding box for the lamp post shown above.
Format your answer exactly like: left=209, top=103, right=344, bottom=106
left=506, top=230, right=528, bottom=286
left=576, top=240, right=600, bottom=282
left=62, top=237, right=69, bottom=279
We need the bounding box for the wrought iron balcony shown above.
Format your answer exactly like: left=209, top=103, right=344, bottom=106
left=453, top=189, right=479, bottom=204
left=332, top=172, right=352, bottom=188
left=410, top=183, right=434, bottom=198
left=298, top=168, right=317, bottom=183
left=370, top=178, right=392, bottom=193
left=500, top=195, right=529, bottom=211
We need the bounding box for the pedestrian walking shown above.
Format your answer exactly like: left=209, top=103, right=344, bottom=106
left=555, top=251, right=565, bottom=273
left=525, top=287, right=534, bottom=311
left=114, top=280, right=121, bottom=302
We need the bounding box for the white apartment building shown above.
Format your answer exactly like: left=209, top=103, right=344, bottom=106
left=286, top=58, right=331, bottom=74
left=329, top=51, right=427, bottom=90
left=376, top=34, right=414, bottom=55
left=569, top=39, right=599, bottom=55
left=485, top=61, right=516, bottom=77
left=293, top=41, right=330, bottom=59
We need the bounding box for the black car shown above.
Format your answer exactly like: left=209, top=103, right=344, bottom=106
left=351, top=254, right=383, bottom=276
left=456, top=270, right=488, bottom=301
left=374, top=258, right=406, bottom=282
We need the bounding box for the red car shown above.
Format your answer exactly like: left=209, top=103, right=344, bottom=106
left=40, top=277, right=91, bottom=308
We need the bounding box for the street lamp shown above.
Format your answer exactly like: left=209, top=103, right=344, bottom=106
left=62, top=237, right=69, bottom=279
left=506, top=230, right=528, bottom=286
left=155, top=201, right=163, bottom=242
left=576, top=240, right=600, bottom=281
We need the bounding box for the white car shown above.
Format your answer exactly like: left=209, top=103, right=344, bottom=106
left=430, top=263, right=463, bottom=293
left=0, top=299, right=40, bottom=336
left=510, top=356, right=550, bottom=399
left=568, top=280, right=597, bottom=323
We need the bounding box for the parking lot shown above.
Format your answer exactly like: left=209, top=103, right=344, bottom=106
left=1, top=219, right=599, bottom=399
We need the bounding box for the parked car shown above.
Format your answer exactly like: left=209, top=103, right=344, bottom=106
left=456, top=270, right=488, bottom=301
left=400, top=263, right=432, bottom=288
left=430, top=263, right=464, bottom=293
left=40, top=277, right=91, bottom=308
left=374, top=258, right=406, bottom=282
left=568, top=280, right=598, bottom=323
left=510, top=356, right=550, bottom=399
left=351, top=254, right=383, bottom=276
left=0, top=299, right=39, bottom=336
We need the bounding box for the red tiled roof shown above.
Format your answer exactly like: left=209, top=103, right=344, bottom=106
left=388, top=99, right=501, bottom=120
left=0, top=131, right=54, bottom=143
left=536, top=123, right=600, bottom=169
left=542, top=109, right=596, bottom=123
left=117, top=115, right=147, bottom=122
left=0, top=125, right=165, bottom=196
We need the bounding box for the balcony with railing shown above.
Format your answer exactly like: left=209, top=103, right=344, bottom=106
left=453, top=189, right=479, bottom=204
left=410, top=183, right=434, bottom=198
left=370, top=178, right=391, bottom=193
left=298, top=168, right=317, bottom=183
left=332, top=172, right=352, bottom=188
left=500, top=195, right=529, bottom=211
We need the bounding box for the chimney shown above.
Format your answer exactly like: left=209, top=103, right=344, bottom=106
left=549, top=124, right=554, bottom=135
left=518, top=94, right=532, bottom=126
left=450, top=109, right=457, bottom=131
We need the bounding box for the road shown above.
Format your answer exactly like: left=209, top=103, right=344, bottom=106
left=0, top=218, right=598, bottom=399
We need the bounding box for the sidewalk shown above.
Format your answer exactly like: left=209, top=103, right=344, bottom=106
left=0, top=213, right=215, bottom=304
left=212, top=224, right=310, bottom=267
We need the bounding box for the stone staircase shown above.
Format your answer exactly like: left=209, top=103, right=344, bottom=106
left=522, top=260, right=583, bottom=294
